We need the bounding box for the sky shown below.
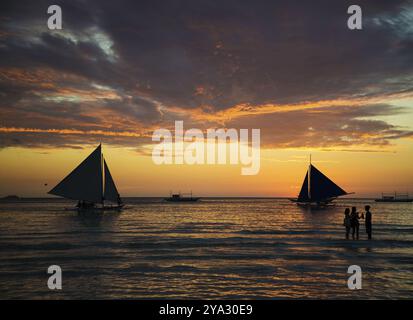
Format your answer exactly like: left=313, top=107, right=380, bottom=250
left=0, top=0, right=413, bottom=197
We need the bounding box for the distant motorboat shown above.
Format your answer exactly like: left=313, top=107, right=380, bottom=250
left=375, top=192, right=413, bottom=203
left=290, top=158, right=351, bottom=207
left=164, top=192, right=200, bottom=202
left=48, top=144, right=124, bottom=211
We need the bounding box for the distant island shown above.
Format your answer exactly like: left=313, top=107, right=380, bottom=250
left=1, top=195, right=20, bottom=200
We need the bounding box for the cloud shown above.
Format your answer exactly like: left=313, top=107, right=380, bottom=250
left=226, top=103, right=413, bottom=149
left=0, top=0, right=413, bottom=150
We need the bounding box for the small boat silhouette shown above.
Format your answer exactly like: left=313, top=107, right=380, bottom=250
left=164, top=191, right=200, bottom=202
left=375, top=192, right=413, bottom=202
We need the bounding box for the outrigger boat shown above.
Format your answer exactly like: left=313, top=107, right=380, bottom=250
left=290, top=157, right=350, bottom=207
left=48, top=144, right=124, bottom=211
left=375, top=192, right=413, bottom=203
left=164, top=191, right=200, bottom=202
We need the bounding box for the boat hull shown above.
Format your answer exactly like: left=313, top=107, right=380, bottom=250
left=65, top=204, right=125, bottom=211
left=374, top=199, right=413, bottom=203
left=289, top=198, right=335, bottom=207
left=164, top=198, right=200, bottom=202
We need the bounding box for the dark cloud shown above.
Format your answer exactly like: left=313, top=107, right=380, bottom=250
left=0, top=131, right=152, bottom=150
left=0, top=0, right=413, bottom=149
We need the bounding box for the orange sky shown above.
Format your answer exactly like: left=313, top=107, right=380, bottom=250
left=1, top=88, right=412, bottom=198
left=1, top=139, right=412, bottom=198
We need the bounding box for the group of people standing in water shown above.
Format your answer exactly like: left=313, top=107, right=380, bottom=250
left=343, top=205, right=372, bottom=240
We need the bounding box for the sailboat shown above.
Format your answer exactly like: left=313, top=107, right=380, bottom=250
left=290, top=158, right=350, bottom=206
left=48, top=144, right=124, bottom=211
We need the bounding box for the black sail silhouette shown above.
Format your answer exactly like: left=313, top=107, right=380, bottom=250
left=103, top=159, right=120, bottom=203
left=48, top=145, right=103, bottom=203
left=297, top=164, right=347, bottom=203
left=49, top=144, right=121, bottom=205
left=298, top=172, right=310, bottom=201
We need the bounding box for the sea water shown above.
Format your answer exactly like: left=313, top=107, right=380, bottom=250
left=0, top=198, right=412, bottom=299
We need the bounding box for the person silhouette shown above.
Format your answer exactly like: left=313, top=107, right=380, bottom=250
left=343, top=208, right=351, bottom=240
left=350, top=207, right=360, bottom=240
left=364, top=205, right=372, bottom=240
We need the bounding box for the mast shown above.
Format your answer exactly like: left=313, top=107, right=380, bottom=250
left=308, top=154, right=311, bottom=200
left=101, top=143, right=104, bottom=207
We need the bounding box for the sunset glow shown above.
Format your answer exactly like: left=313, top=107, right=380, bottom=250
left=1, top=1, right=413, bottom=198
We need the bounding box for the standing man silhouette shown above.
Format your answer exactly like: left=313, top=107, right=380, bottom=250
left=365, top=205, right=372, bottom=240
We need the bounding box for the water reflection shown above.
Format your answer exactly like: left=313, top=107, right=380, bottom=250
left=0, top=198, right=412, bottom=299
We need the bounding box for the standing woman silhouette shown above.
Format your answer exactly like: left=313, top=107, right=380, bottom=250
left=350, top=207, right=360, bottom=240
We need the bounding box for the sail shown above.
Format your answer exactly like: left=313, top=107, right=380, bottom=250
left=297, top=171, right=310, bottom=202
left=48, top=145, right=103, bottom=203
left=103, top=159, right=120, bottom=203
left=309, top=164, right=347, bottom=201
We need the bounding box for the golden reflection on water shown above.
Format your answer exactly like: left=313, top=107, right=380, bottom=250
left=0, top=198, right=412, bottom=299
